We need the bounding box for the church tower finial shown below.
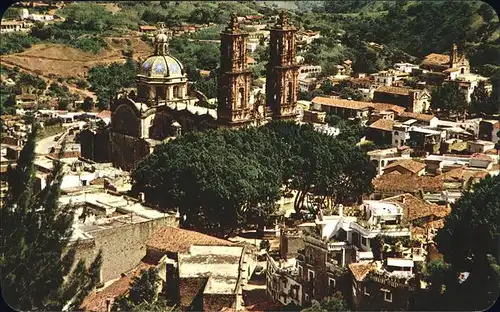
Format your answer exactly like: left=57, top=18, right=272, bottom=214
left=226, top=13, right=239, bottom=32
left=154, top=22, right=172, bottom=56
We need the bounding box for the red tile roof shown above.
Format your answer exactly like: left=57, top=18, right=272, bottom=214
left=369, top=119, right=394, bottom=131
left=147, top=226, right=234, bottom=253
left=384, top=159, right=426, bottom=174
left=376, top=86, right=413, bottom=96
left=384, top=193, right=450, bottom=222
left=139, top=25, right=157, bottom=31
left=97, top=110, right=112, bottom=119
left=470, top=153, right=493, bottom=161
left=311, top=97, right=405, bottom=114
left=81, top=261, right=152, bottom=312
left=399, top=112, right=436, bottom=122
left=373, top=174, right=444, bottom=193
left=348, top=261, right=376, bottom=281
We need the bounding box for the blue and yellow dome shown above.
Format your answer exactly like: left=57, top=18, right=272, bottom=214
left=140, top=55, right=184, bottom=78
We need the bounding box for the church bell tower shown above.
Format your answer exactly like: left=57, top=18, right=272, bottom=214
left=266, top=10, right=300, bottom=121
left=217, top=14, right=254, bottom=127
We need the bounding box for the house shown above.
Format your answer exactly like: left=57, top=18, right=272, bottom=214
left=58, top=190, right=178, bottom=298
left=302, top=110, right=326, bottom=124
left=394, top=63, right=419, bottom=74
left=177, top=245, right=249, bottom=311
left=373, top=87, right=431, bottom=114
left=311, top=97, right=405, bottom=121
left=397, top=112, right=438, bottom=128
left=479, top=120, right=500, bottom=144
left=469, top=153, right=493, bottom=170
left=367, top=147, right=412, bottom=176
left=366, top=119, right=394, bottom=147
left=408, top=127, right=446, bottom=152
left=246, top=56, right=257, bottom=67
left=299, top=65, right=322, bottom=77
left=81, top=226, right=241, bottom=312
left=266, top=255, right=302, bottom=307
left=467, top=140, right=496, bottom=154
left=371, top=172, right=444, bottom=200
left=348, top=261, right=417, bottom=311
left=382, top=159, right=426, bottom=176
left=138, top=25, right=157, bottom=33
left=0, top=20, right=32, bottom=33
left=299, top=77, right=319, bottom=93
left=15, top=94, right=38, bottom=107
left=384, top=193, right=449, bottom=227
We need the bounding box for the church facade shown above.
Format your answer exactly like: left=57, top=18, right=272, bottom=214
left=82, top=11, right=300, bottom=171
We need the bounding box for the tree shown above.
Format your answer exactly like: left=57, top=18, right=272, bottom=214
left=1, top=122, right=103, bottom=311
left=300, top=293, right=347, bottom=312
left=58, top=98, right=70, bottom=110
left=469, top=80, right=494, bottom=116
left=112, top=267, right=163, bottom=312
left=132, top=128, right=283, bottom=237
left=82, top=96, right=94, bottom=112
left=435, top=174, right=500, bottom=310
left=430, top=83, right=468, bottom=117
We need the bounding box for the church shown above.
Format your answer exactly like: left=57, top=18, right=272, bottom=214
left=81, top=11, right=300, bottom=171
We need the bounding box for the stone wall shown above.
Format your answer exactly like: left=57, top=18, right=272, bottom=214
left=70, top=216, right=177, bottom=283
left=110, top=132, right=150, bottom=171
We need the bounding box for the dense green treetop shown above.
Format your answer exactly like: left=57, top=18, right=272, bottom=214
left=132, top=121, right=375, bottom=236
left=434, top=174, right=500, bottom=310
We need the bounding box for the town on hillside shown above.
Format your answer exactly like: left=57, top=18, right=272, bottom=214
left=1, top=1, right=500, bottom=312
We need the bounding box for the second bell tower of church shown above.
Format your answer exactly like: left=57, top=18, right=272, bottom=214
left=266, top=10, right=299, bottom=120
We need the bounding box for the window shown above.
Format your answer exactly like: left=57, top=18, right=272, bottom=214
left=384, top=290, right=393, bottom=302
left=305, top=293, right=309, bottom=302
left=361, top=236, right=367, bottom=247
left=395, top=139, right=399, bottom=145
left=238, top=88, right=245, bottom=108
left=287, top=81, right=293, bottom=104
left=364, top=286, right=369, bottom=296
left=329, top=278, right=336, bottom=293
left=298, top=265, right=303, bottom=279
left=394, top=131, right=399, bottom=135
left=308, top=269, right=315, bottom=281
left=329, top=278, right=336, bottom=288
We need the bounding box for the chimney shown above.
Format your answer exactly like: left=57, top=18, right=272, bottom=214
left=338, top=204, right=343, bottom=217
left=279, top=227, right=288, bottom=260
left=138, top=192, right=145, bottom=203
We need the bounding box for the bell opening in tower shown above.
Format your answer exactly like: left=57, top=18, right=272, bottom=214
left=238, top=88, right=245, bottom=108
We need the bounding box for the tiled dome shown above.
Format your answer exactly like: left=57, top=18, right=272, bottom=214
left=140, top=55, right=184, bottom=78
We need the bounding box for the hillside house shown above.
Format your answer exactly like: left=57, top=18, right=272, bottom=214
left=479, top=120, right=500, bottom=143
left=368, top=147, right=412, bottom=176
left=467, top=140, right=496, bottom=154
left=382, top=159, right=426, bottom=176
left=366, top=119, right=394, bottom=147
left=373, top=87, right=431, bottom=114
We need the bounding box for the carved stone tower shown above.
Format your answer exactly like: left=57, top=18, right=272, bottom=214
left=217, top=14, right=254, bottom=127
left=450, top=43, right=458, bottom=68
left=266, top=10, right=300, bottom=120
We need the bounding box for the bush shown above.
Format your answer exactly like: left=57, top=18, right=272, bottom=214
left=0, top=33, right=41, bottom=55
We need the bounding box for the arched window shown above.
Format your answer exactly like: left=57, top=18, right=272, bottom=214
left=238, top=88, right=245, bottom=108
left=287, top=82, right=293, bottom=104
left=173, top=86, right=180, bottom=98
